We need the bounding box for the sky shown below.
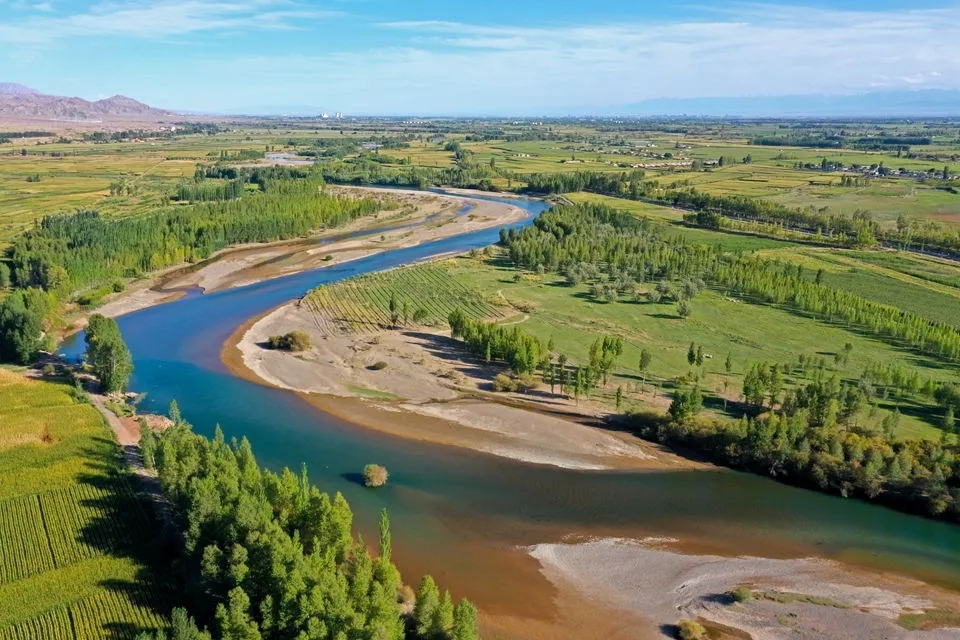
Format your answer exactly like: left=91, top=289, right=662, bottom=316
left=1, top=0, right=959, bottom=115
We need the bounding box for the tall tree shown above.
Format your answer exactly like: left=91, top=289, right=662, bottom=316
left=85, top=314, right=133, bottom=393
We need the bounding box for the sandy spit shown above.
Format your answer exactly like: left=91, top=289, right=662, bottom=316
left=229, top=298, right=683, bottom=472
left=530, top=538, right=960, bottom=640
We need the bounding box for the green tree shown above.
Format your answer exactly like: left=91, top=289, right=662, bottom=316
left=414, top=576, right=441, bottom=638
left=378, top=509, right=392, bottom=561
left=668, top=387, right=703, bottom=422
left=432, top=591, right=454, bottom=639
left=169, top=399, right=182, bottom=424
left=724, top=353, right=733, bottom=373
left=388, top=293, right=399, bottom=327
left=452, top=599, right=479, bottom=640
left=215, top=587, right=261, bottom=640
left=0, top=288, right=48, bottom=364
left=687, top=342, right=697, bottom=367
left=638, top=348, right=653, bottom=392
left=85, top=314, right=133, bottom=393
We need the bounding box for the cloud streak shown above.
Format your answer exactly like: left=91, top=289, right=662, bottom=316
left=195, top=4, right=960, bottom=113
left=0, top=0, right=333, bottom=45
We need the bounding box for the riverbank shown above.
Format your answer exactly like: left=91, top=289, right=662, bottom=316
left=530, top=537, right=960, bottom=639
left=223, top=296, right=691, bottom=471
left=75, top=186, right=529, bottom=323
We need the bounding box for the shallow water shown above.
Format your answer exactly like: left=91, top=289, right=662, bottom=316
left=61, top=191, right=960, bottom=618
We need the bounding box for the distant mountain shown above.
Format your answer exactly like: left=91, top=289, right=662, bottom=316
left=0, top=83, right=40, bottom=96
left=0, top=84, right=172, bottom=122
left=609, top=90, right=960, bottom=118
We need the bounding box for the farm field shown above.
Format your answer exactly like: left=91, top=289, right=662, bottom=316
left=0, top=368, right=168, bottom=639
left=303, top=262, right=503, bottom=335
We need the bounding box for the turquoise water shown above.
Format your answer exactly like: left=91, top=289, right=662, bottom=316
left=61, top=192, right=960, bottom=603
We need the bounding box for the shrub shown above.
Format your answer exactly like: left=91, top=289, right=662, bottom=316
left=514, top=372, right=538, bottom=392
left=268, top=331, right=312, bottom=352
left=492, top=373, right=517, bottom=392
left=677, top=620, right=708, bottom=640
left=730, top=587, right=752, bottom=603
left=368, top=361, right=388, bottom=371
left=284, top=330, right=312, bottom=351
left=363, top=464, right=389, bottom=487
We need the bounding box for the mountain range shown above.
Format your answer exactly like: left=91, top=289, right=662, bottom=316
left=0, top=83, right=171, bottom=122
left=591, top=90, right=960, bottom=118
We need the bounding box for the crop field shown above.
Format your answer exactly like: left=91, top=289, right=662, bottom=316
left=303, top=262, right=503, bottom=335
left=0, top=368, right=167, bottom=639
left=436, top=254, right=957, bottom=440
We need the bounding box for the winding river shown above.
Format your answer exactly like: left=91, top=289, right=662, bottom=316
left=62, top=192, right=960, bottom=629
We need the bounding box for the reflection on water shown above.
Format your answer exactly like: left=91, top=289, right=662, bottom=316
left=61, top=192, right=960, bottom=613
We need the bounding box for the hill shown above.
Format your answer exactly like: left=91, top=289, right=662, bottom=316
left=0, top=84, right=172, bottom=123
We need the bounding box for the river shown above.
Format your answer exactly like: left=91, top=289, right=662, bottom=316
left=61, top=191, right=960, bottom=632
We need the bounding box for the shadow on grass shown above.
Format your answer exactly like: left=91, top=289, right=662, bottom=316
left=68, top=445, right=177, bottom=639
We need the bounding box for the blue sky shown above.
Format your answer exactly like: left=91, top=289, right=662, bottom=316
left=1, top=0, right=959, bottom=115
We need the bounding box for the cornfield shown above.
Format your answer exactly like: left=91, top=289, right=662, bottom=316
left=304, top=262, right=502, bottom=335
left=0, top=370, right=167, bottom=639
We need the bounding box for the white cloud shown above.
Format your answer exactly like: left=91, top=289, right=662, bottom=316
left=190, top=4, right=960, bottom=113
left=0, top=0, right=334, bottom=45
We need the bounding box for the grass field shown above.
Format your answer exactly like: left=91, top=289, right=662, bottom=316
left=563, top=194, right=960, bottom=329
left=354, top=254, right=957, bottom=441
left=0, top=368, right=167, bottom=639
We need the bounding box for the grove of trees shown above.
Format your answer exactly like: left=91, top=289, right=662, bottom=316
left=141, top=416, right=479, bottom=640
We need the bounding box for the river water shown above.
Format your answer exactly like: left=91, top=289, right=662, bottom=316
left=61, top=192, right=960, bottom=625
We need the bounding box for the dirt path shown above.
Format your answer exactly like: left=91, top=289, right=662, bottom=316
left=86, top=392, right=169, bottom=523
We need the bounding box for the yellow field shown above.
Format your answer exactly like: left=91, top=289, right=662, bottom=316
left=0, top=368, right=168, bottom=639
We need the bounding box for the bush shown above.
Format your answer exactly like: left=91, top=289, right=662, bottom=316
left=363, top=464, right=389, bottom=487
left=285, top=330, right=312, bottom=351
left=514, top=372, right=538, bottom=392
left=730, top=587, right=752, bottom=603
left=677, top=620, right=708, bottom=640
left=492, top=373, right=517, bottom=392
left=367, top=361, right=388, bottom=370
left=268, top=331, right=312, bottom=352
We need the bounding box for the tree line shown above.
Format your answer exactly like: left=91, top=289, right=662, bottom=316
left=656, top=365, right=959, bottom=521
left=5, top=175, right=379, bottom=297
left=517, top=169, right=960, bottom=258
left=137, top=414, right=480, bottom=640
left=500, top=202, right=960, bottom=363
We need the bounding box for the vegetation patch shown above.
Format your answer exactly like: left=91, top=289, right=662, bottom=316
left=363, top=463, right=390, bottom=487
left=897, top=607, right=960, bottom=631
left=267, top=330, right=312, bottom=352
left=756, top=590, right=848, bottom=608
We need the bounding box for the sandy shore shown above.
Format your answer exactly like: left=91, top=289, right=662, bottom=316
left=530, top=537, right=960, bottom=639
left=74, top=186, right=529, bottom=322
left=226, top=295, right=691, bottom=471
